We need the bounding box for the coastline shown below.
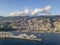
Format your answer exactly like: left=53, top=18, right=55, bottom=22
left=31, top=31, right=60, bottom=34
left=0, top=35, right=42, bottom=41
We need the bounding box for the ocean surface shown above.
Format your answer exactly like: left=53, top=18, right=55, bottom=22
left=0, top=33, right=60, bottom=45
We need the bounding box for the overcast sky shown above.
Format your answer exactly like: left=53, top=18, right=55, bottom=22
left=0, top=0, right=60, bottom=16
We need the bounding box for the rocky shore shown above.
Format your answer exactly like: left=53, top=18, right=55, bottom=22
left=0, top=34, right=42, bottom=41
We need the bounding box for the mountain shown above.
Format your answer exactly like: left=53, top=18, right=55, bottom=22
left=0, top=15, right=60, bottom=32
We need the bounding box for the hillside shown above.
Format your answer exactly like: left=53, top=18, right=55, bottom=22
left=0, top=15, right=60, bottom=32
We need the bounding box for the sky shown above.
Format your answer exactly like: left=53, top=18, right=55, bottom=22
left=0, top=0, right=60, bottom=16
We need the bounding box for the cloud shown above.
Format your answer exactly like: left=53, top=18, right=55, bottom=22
left=9, top=5, right=52, bottom=16
left=24, top=8, right=30, bottom=15
left=10, top=8, right=30, bottom=16
left=10, top=11, right=20, bottom=16
left=44, top=5, right=52, bottom=14
left=31, top=8, right=44, bottom=15
left=31, top=5, right=52, bottom=15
